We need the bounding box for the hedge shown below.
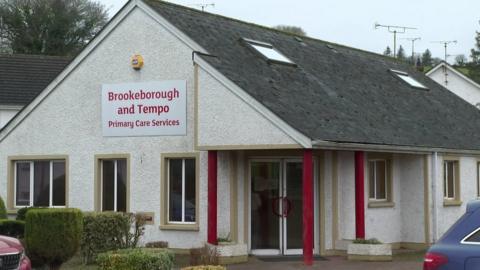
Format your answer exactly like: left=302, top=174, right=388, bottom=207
left=97, top=248, right=174, bottom=270
left=81, top=212, right=146, bottom=264
left=16, top=207, right=44, bottom=221
left=0, top=197, right=7, bottom=219
left=0, top=219, right=25, bottom=238
left=25, top=208, right=83, bottom=270
left=181, top=266, right=226, bottom=270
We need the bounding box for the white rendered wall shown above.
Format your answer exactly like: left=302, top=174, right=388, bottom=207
left=428, top=67, right=480, bottom=107
left=0, top=108, right=19, bottom=129
left=434, top=155, right=478, bottom=239
left=335, top=152, right=426, bottom=248
left=0, top=7, right=232, bottom=249
left=197, top=67, right=299, bottom=147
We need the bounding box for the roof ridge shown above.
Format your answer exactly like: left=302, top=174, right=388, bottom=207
left=144, top=0, right=404, bottom=64
left=0, top=53, right=71, bottom=60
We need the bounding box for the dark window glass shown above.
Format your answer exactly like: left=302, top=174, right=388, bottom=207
left=168, top=159, right=183, bottom=222
left=52, top=161, right=66, bottom=206
left=465, top=229, right=480, bottom=243
left=102, top=160, right=115, bottom=211
left=184, top=159, right=196, bottom=222
left=444, top=161, right=456, bottom=199
left=16, top=163, right=30, bottom=206
left=34, top=161, right=50, bottom=207
left=116, top=159, right=127, bottom=212
left=376, top=161, right=386, bottom=200
left=368, top=162, right=375, bottom=199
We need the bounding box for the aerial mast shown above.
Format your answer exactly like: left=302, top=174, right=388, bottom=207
left=374, top=22, right=417, bottom=58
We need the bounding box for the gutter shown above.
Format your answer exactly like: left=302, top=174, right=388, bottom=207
left=431, top=152, right=438, bottom=243
left=312, top=140, right=480, bottom=155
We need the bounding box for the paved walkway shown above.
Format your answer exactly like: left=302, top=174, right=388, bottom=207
left=227, top=256, right=423, bottom=270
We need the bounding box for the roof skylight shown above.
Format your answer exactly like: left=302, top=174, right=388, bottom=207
left=390, top=69, right=428, bottom=89
left=243, top=38, right=295, bottom=65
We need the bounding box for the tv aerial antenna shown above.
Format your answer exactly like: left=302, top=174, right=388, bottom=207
left=431, top=40, right=457, bottom=85
left=431, top=40, right=457, bottom=63
left=374, top=22, right=417, bottom=58
left=401, top=37, right=421, bottom=65
left=192, top=3, right=215, bottom=12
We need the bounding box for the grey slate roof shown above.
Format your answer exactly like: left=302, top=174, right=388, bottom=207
left=145, top=0, right=480, bottom=151
left=0, top=54, right=70, bottom=106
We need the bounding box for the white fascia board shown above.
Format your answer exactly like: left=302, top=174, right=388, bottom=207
left=0, top=0, right=209, bottom=143
left=0, top=105, right=23, bottom=110
left=426, top=63, right=480, bottom=90
left=0, top=1, right=137, bottom=142
left=313, top=139, right=480, bottom=155
left=194, top=55, right=312, bottom=148
left=136, top=0, right=207, bottom=53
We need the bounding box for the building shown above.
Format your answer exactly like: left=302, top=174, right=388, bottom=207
left=0, top=54, right=70, bottom=128
left=426, top=62, right=480, bottom=108
left=2, top=0, right=480, bottom=264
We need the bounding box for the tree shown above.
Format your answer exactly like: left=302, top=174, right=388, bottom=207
left=383, top=46, right=392, bottom=57
left=0, top=0, right=108, bottom=56
left=397, top=45, right=406, bottom=60
left=422, top=49, right=433, bottom=67
left=273, top=25, right=306, bottom=36
left=455, top=54, right=467, bottom=66
left=471, top=30, right=480, bottom=65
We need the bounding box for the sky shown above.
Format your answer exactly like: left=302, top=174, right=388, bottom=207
left=99, top=0, right=480, bottom=63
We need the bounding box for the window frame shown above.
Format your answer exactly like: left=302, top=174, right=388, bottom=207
left=8, top=155, right=68, bottom=210
left=243, top=38, right=296, bottom=66
left=367, top=153, right=394, bottom=208
left=368, top=159, right=388, bottom=202
left=94, top=154, right=130, bottom=212
left=443, top=157, right=461, bottom=206
left=160, top=152, right=199, bottom=231
left=390, top=69, right=428, bottom=90
left=460, top=226, right=480, bottom=245
left=477, top=161, right=480, bottom=198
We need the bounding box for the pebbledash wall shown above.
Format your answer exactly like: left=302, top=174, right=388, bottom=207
left=0, top=1, right=477, bottom=252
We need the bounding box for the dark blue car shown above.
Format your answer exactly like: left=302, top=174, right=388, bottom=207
left=424, top=200, right=480, bottom=270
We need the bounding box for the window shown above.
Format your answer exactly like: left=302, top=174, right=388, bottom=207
left=444, top=160, right=460, bottom=202
left=478, top=162, right=480, bottom=198
left=160, top=153, right=199, bottom=230
left=167, top=158, right=196, bottom=223
left=390, top=69, right=428, bottom=89
left=243, top=38, right=295, bottom=65
left=461, top=227, right=480, bottom=245
left=100, top=159, right=127, bottom=212
left=14, top=160, right=66, bottom=207
left=368, top=160, right=388, bottom=201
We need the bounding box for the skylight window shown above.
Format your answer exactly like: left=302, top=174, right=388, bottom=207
left=390, top=69, right=428, bottom=89
left=243, top=38, right=295, bottom=65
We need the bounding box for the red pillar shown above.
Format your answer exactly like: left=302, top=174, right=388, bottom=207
left=303, top=149, right=313, bottom=266
left=207, top=150, right=218, bottom=245
left=354, top=151, right=365, bottom=239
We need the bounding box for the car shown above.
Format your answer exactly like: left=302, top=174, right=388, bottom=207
left=424, top=200, right=480, bottom=270
left=0, top=235, right=31, bottom=270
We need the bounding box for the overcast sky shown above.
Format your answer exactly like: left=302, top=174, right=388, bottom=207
left=100, top=0, right=480, bottom=63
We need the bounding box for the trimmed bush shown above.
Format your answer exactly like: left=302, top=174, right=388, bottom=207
left=81, top=212, right=146, bottom=264
left=16, top=207, right=44, bottom=221
left=146, top=241, right=169, bottom=248
left=182, top=266, right=226, bottom=270
left=0, top=197, right=7, bottom=219
left=0, top=219, right=25, bottom=238
left=353, top=238, right=382, bottom=245
left=25, top=208, right=83, bottom=270
left=96, top=248, right=174, bottom=270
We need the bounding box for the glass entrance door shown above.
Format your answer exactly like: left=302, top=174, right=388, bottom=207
left=250, top=159, right=317, bottom=256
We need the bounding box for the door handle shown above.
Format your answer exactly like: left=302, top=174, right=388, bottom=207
left=282, top=197, right=292, bottom=218
left=272, top=197, right=283, bottom=217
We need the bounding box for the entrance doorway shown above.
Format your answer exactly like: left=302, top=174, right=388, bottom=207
left=249, top=159, right=318, bottom=255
